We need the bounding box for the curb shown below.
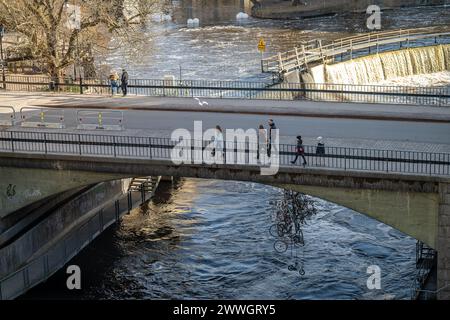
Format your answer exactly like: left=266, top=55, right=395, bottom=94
left=33, top=104, right=450, bottom=123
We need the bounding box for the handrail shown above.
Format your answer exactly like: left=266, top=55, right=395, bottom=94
left=19, top=106, right=64, bottom=121
left=0, top=106, right=16, bottom=122
left=266, top=27, right=445, bottom=61
left=0, top=130, right=449, bottom=177
left=76, top=109, right=124, bottom=127
left=262, top=27, right=450, bottom=74
left=3, top=76, right=450, bottom=106
left=76, top=109, right=124, bottom=131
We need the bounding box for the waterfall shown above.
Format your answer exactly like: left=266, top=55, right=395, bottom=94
left=323, top=44, right=450, bottom=85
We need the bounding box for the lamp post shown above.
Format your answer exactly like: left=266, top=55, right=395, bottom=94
left=0, top=24, right=6, bottom=90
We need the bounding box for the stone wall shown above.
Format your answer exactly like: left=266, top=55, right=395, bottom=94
left=0, top=180, right=126, bottom=278
left=438, top=183, right=450, bottom=299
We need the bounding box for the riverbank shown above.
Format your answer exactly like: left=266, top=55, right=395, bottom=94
left=251, top=0, right=448, bottom=19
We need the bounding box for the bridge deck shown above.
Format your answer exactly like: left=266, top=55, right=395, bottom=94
left=0, top=130, right=449, bottom=178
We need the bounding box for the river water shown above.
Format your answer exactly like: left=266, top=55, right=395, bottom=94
left=103, top=1, right=450, bottom=82
left=21, top=2, right=450, bottom=300
left=23, top=179, right=416, bottom=300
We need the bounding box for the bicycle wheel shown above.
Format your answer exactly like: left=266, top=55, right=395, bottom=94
left=269, top=224, right=279, bottom=237
left=274, top=240, right=288, bottom=253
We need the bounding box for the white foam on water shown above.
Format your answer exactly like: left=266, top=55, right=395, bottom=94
left=324, top=45, right=450, bottom=86
left=373, top=70, right=450, bottom=87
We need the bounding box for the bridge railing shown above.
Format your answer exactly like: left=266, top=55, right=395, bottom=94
left=2, top=75, right=450, bottom=106
left=262, top=27, right=450, bottom=74
left=0, top=183, right=156, bottom=300
left=0, top=130, right=449, bottom=176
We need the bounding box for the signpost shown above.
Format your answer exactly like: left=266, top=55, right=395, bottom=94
left=258, top=38, right=266, bottom=72
left=258, top=38, right=266, bottom=52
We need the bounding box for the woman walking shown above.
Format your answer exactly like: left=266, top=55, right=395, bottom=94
left=291, top=136, right=307, bottom=167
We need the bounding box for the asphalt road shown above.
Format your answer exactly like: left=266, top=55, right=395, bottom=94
left=55, top=109, right=450, bottom=145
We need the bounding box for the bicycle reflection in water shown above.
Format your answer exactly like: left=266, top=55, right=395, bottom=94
left=269, top=190, right=317, bottom=277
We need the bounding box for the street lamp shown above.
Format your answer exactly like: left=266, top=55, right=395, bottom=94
left=0, top=24, right=6, bottom=90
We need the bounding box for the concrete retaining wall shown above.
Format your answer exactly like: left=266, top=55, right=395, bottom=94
left=0, top=180, right=126, bottom=279
left=253, top=0, right=446, bottom=19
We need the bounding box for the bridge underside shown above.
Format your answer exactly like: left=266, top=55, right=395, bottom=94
left=281, top=184, right=439, bottom=248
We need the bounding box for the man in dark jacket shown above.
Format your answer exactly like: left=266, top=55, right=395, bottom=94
left=121, top=69, right=129, bottom=97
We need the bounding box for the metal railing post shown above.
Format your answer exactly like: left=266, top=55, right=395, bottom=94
left=113, top=136, right=117, bottom=157
left=44, top=132, right=47, bottom=154
left=294, top=47, right=301, bottom=70
left=302, top=45, right=308, bottom=71
left=78, top=134, right=82, bottom=155
left=278, top=52, right=283, bottom=74
left=149, top=137, right=153, bottom=159
left=10, top=131, right=14, bottom=152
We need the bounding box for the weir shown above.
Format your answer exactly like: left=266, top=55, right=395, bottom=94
left=311, top=44, right=450, bottom=85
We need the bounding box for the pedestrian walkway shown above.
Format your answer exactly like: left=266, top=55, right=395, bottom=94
left=1, top=92, right=450, bottom=122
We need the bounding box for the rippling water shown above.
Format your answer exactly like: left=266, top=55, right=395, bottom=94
left=23, top=179, right=416, bottom=300
left=104, top=1, right=450, bottom=82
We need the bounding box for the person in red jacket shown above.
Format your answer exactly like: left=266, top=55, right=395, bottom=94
left=291, top=136, right=307, bottom=167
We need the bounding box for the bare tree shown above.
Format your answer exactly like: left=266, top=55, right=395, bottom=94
left=0, top=0, right=166, bottom=79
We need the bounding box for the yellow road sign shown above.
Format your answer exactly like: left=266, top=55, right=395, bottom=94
left=258, top=38, right=266, bottom=52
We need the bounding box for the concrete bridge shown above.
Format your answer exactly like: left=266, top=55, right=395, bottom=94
left=0, top=129, right=449, bottom=298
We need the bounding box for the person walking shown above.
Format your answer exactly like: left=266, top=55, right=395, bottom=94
left=258, top=124, right=267, bottom=161
left=109, top=71, right=119, bottom=96
left=316, top=137, right=325, bottom=155
left=267, top=119, right=277, bottom=158
left=315, top=136, right=325, bottom=166
left=121, top=69, right=129, bottom=97
left=291, top=135, right=307, bottom=167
